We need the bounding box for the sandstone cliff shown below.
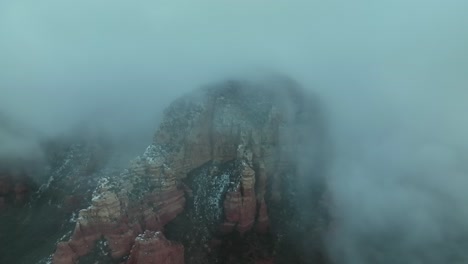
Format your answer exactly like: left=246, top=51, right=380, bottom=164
left=45, top=76, right=329, bottom=264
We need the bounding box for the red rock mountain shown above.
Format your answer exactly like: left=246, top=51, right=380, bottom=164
left=2, top=77, right=329, bottom=264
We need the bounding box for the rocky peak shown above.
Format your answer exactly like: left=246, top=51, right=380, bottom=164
left=47, top=76, right=328, bottom=264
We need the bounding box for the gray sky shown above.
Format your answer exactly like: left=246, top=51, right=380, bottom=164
left=2, top=0, right=468, bottom=263
left=1, top=0, right=467, bottom=135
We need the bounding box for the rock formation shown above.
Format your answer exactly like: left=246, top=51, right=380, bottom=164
left=46, top=76, right=329, bottom=264
left=127, top=231, right=184, bottom=264
left=0, top=131, right=119, bottom=264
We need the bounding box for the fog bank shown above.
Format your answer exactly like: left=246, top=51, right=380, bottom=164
left=2, top=0, right=468, bottom=263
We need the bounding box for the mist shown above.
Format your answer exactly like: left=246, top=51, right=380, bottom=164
left=2, top=0, right=468, bottom=263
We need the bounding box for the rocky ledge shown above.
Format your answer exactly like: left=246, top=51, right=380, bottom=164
left=52, top=76, right=329, bottom=264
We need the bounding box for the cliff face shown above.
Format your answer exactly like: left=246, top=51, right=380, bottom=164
left=49, top=77, right=329, bottom=264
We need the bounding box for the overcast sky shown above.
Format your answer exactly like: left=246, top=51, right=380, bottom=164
left=2, top=0, right=468, bottom=263
left=1, top=0, right=467, bottom=137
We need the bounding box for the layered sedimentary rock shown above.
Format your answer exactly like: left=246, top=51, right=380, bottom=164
left=52, top=76, right=328, bottom=264
left=127, top=231, right=184, bottom=264
left=53, top=155, right=186, bottom=263
left=221, top=161, right=258, bottom=234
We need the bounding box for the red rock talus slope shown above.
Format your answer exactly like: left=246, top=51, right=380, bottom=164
left=52, top=77, right=328, bottom=264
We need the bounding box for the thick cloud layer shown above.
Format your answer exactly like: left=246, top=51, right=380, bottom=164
left=2, top=0, right=468, bottom=263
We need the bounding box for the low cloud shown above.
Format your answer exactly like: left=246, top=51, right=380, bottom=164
left=2, top=1, right=468, bottom=263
